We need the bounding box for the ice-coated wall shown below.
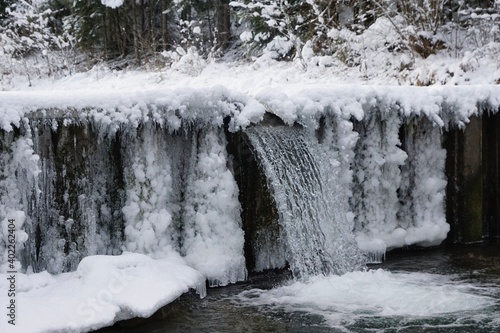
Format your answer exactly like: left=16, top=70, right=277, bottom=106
left=349, top=114, right=449, bottom=260
left=0, top=85, right=499, bottom=279
left=0, top=120, right=247, bottom=287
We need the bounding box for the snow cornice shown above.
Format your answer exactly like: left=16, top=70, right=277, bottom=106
left=1, top=85, right=499, bottom=132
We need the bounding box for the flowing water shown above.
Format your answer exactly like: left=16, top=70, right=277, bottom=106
left=245, top=125, right=363, bottom=277
left=96, top=244, right=500, bottom=333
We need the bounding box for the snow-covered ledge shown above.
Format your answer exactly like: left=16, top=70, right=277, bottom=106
left=0, top=253, right=205, bottom=332
left=1, top=85, right=499, bottom=132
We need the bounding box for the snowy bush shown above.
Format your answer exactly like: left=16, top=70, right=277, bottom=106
left=162, top=46, right=208, bottom=76
left=0, top=0, right=75, bottom=86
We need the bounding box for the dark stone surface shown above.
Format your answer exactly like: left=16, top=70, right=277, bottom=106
left=225, top=127, right=284, bottom=273
left=444, top=114, right=500, bottom=245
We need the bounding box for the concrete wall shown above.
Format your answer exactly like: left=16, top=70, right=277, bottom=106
left=445, top=112, right=500, bottom=244
left=483, top=112, right=500, bottom=241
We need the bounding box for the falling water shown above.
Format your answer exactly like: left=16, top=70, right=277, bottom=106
left=246, top=125, right=363, bottom=278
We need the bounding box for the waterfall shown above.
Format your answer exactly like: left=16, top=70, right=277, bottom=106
left=0, top=112, right=449, bottom=282
left=245, top=125, right=363, bottom=278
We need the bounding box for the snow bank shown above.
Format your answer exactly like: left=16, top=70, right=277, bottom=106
left=0, top=252, right=206, bottom=333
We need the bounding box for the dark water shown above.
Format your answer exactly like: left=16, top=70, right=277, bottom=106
left=96, top=244, right=500, bottom=333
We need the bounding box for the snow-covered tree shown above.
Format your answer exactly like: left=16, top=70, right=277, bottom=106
left=230, top=1, right=375, bottom=59
left=0, top=0, right=74, bottom=85
left=230, top=0, right=312, bottom=59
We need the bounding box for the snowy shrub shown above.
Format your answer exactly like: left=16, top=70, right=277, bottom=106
left=327, top=27, right=361, bottom=67
left=162, top=46, right=208, bottom=76
left=231, top=0, right=342, bottom=60
left=0, top=0, right=75, bottom=86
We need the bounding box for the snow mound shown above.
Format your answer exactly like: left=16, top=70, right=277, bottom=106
left=0, top=252, right=206, bottom=333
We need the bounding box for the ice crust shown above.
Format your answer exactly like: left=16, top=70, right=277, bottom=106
left=1, top=85, right=499, bottom=132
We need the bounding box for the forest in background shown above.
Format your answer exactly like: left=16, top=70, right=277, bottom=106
left=0, top=0, right=499, bottom=85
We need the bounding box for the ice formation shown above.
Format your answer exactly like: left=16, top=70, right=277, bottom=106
left=182, top=128, right=247, bottom=286
left=0, top=124, right=39, bottom=273
left=1, top=85, right=499, bottom=272
left=398, top=117, right=449, bottom=247
left=121, top=124, right=180, bottom=258
left=351, top=112, right=409, bottom=259
left=0, top=84, right=499, bottom=332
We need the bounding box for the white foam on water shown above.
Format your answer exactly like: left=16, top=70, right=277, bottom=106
left=236, top=269, right=497, bottom=327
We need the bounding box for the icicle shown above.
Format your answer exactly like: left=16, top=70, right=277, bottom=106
left=0, top=122, right=40, bottom=273
left=182, top=127, right=247, bottom=287
left=398, top=117, right=449, bottom=246
left=121, top=124, right=180, bottom=257
left=351, top=112, right=408, bottom=253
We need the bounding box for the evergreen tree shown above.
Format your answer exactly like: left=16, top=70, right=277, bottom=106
left=1, top=0, right=12, bottom=20
left=230, top=1, right=376, bottom=58
left=0, top=0, right=74, bottom=85
left=52, top=0, right=234, bottom=64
